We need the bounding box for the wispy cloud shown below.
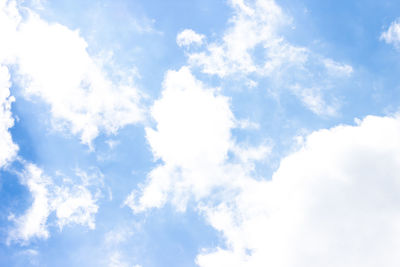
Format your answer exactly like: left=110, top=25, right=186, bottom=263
left=8, top=163, right=104, bottom=244
left=182, top=0, right=353, bottom=115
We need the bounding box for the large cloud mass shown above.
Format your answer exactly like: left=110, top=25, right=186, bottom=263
left=197, top=115, right=400, bottom=267
left=129, top=64, right=400, bottom=266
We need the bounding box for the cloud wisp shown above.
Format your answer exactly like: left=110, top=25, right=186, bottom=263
left=8, top=163, right=103, bottom=245
left=178, top=0, right=353, bottom=116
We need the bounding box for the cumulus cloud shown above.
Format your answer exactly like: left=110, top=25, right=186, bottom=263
left=125, top=65, right=400, bottom=266
left=381, top=18, right=400, bottom=48
left=0, top=65, right=18, bottom=168
left=125, top=67, right=269, bottom=212
left=0, top=0, right=144, bottom=146
left=183, top=0, right=353, bottom=115
left=176, top=29, right=205, bottom=47
left=196, top=115, right=400, bottom=267
left=8, top=163, right=103, bottom=244
left=130, top=79, right=400, bottom=266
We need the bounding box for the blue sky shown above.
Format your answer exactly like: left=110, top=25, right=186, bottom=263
left=2, top=0, right=400, bottom=266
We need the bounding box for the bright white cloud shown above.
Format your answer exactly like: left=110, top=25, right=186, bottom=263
left=0, top=0, right=144, bottom=146
left=196, top=115, right=400, bottom=267
left=177, top=29, right=205, bottom=47
left=125, top=67, right=261, bottom=212
left=0, top=65, right=18, bottom=168
left=8, top=163, right=103, bottom=244
left=381, top=19, right=400, bottom=48
left=184, top=0, right=353, bottom=116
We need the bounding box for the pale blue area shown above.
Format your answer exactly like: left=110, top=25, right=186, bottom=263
left=1, top=0, right=400, bottom=266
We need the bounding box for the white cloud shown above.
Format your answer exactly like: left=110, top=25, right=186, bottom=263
left=187, top=0, right=289, bottom=77
left=0, top=65, right=18, bottom=168
left=0, top=1, right=19, bottom=166
left=323, top=58, right=353, bottom=76
left=8, top=163, right=103, bottom=244
left=0, top=0, right=144, bottom=146
left=52, top=183, right=99, bottom=230
left=381, top=19, right=400, bottom=48
left=184, top=0, right=353, bottom=116
left=196, top=115, right=400, bottom=267
left=125, top=67, right=238, bottom=212
left=125, top=67, right=274, bottom=214
left=290, top=85, right=338, bottom=116
left=125, top=64, right=400, bottom=266
left=8, top=164, right=51, bottom=243
left=231, top=142, right=272, bottom=164
left=177, top=29, right=205, bottom=47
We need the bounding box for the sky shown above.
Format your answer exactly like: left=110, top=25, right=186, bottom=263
left=1, top=0, right=400, bottom=266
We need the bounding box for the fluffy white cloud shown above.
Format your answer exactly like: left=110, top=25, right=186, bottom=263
left=0, top=0, right=144, bottom=146
left=125, top=67, right=234, bottom=211
left=196, top=115, right=400, bottom=267
left=8, top=163, right=103, bottom=244
left=0, top=65, right=18, bottom=168
left=381, top=19, right=400, bottom=48
left=177, top=29, right=205, bottom=47
left=125, top=67, right=269, bottom=212
left=183, top=0, right=352, bottom=116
